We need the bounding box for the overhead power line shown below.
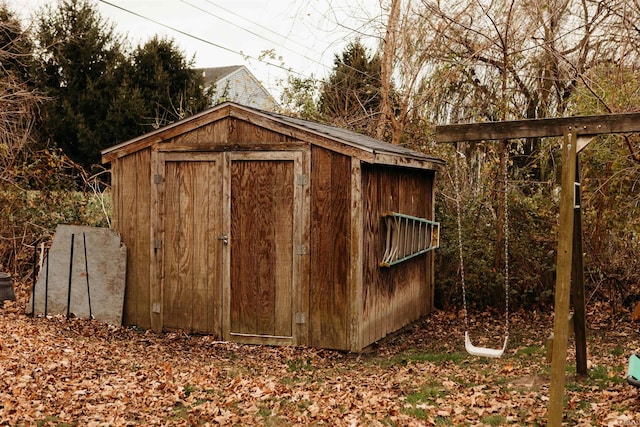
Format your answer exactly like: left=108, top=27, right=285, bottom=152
left=97, top=0, right=307, bottom=77
left=179, top=0, right=331, bottom=72
left=98, top=0, right=384, bottom=90
left=200, top=0, right=314, bottom=53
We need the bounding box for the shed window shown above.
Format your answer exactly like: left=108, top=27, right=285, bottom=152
left=380, top=212, right=440, bottom=267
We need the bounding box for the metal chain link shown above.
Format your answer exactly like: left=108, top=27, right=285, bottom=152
left=453, top=145, right=468, bottom=332
left=503, top=151, right=510, bottom=338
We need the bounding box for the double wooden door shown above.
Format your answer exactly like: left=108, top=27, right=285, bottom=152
left=160, top=151, right=303, bottom=344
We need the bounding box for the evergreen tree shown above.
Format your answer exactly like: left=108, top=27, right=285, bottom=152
left=319, top=40, right=382, bottom=135
left=33, top=0, right=128, bottom=170
left=128, top=36, right=208, bottom=130
left=31, top=2, right=208, bottom=170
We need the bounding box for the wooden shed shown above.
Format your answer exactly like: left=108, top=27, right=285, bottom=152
left=101, top=102, right=444, bottom=351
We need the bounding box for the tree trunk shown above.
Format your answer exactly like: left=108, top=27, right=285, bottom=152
left=376, top=0, right=401, bottom=142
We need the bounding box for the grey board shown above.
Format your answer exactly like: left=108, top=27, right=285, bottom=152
left=27, top=225, right=127, bottom=325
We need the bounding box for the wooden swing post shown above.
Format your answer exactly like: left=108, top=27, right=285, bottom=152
left=547, top=131, right=577, bottom=426
left=572, top=144, right=589, bottom=377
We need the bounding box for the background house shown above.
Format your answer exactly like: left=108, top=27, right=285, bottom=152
left=198, top=65, right=278, bottom=111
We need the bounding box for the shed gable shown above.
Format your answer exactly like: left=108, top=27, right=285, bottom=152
left=154, top=116, right=301, bottom=151
left=102, top=103, right=444, bottom=171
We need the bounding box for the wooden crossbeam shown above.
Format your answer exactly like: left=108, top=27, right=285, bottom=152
left=435, top=112, right=640, bottom=143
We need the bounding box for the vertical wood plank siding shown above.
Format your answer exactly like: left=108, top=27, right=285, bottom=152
left=310, top=146, right=351, bottom=350
left=229, top=117, right=292, bottom=142
left=361, top=165, right=434, bottom=346
left=115, top=148, right=152, bottom=328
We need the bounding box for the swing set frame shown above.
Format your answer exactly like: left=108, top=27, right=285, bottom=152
left=436, top=111, right=640, bottom=427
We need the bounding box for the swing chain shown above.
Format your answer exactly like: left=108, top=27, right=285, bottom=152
left=503, top=148, right=510, bottom=338
left=453, top=144, right=468, bottom=332
left=454, top=143, right=510, bottom=339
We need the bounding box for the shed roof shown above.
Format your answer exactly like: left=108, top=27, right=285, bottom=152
left=261, top=109, right=430, bottom=159
left=101, top=102, right=444, bottom=169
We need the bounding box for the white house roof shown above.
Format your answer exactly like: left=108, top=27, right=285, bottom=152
left=197, top=65, right=245, bottom=84
left=196, top=65, right=278, bottom=110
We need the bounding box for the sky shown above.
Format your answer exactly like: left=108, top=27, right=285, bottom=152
left=12, top=0, right=385, bottom=100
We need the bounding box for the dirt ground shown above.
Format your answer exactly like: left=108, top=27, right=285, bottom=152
left=1, top=279, right=639, bottom=426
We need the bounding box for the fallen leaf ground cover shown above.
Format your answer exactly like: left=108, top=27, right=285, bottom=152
left=1, top=280, right=639, bottom=426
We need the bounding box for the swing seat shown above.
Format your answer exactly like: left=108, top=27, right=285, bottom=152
left=465, top=332, right=509, bottom=358
left=627, top=354, right=640, bottom=387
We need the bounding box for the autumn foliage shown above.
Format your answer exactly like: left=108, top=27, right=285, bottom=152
left=2, top=280, right=640, bottom=425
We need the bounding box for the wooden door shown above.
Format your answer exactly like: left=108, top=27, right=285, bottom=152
left=225, top=152, right=302, bottom=344
left=161, top=153, right=222, bottom=335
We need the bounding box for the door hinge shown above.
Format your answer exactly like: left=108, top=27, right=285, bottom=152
left=154, top=174, right=163, bottom=184
left=297, top=174, right=308, bottom=186
left=297, top=244, right=307, bottom=255
left=154, top=239, right=162, bottom=249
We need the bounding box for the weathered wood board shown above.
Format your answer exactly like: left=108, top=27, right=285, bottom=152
left=162, top=155, right=222, bottom=334
left=309, top=146, right=351, bottom=349
left=230, top=158, right=295, bottom=339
